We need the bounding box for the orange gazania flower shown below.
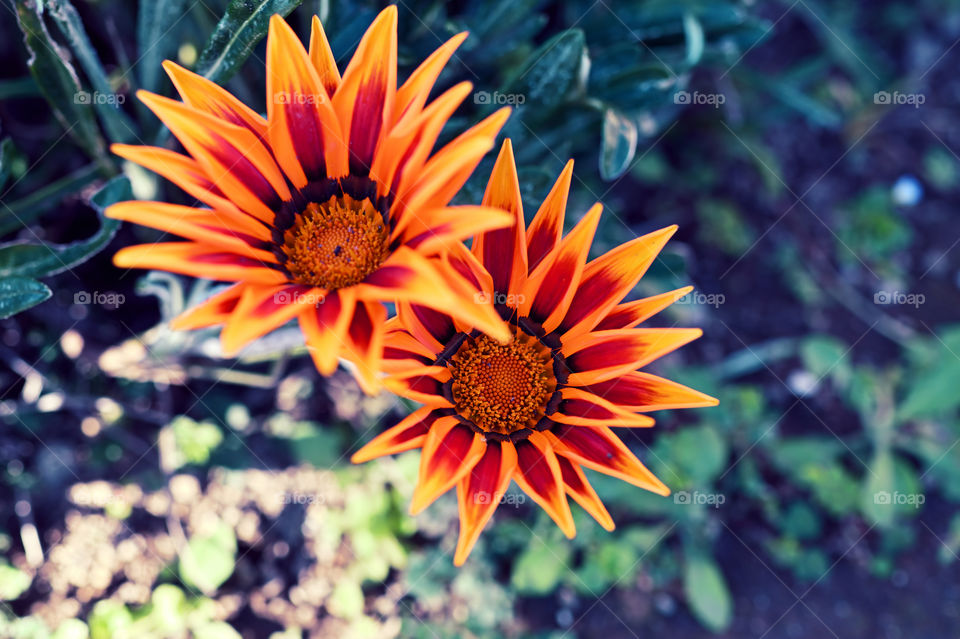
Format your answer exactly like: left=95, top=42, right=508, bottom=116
left=352, top=140, right=718, bottom=564
left=107, top=7, right=513, bottom=392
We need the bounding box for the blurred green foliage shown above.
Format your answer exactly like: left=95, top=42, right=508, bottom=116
left=2, top=0, right=959, bottom=637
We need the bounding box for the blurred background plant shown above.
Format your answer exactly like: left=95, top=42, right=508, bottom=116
left=2, top=0, right=959, bottom=637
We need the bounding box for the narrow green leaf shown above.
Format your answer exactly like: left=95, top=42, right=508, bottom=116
left=683, top=551, right=733, bottom=632
left=0, top=76, right=40, bottom=100
left=137, top=0, right=188, bottom=93
left=0, top=162, right=101, bottom=237
left=599, top=108, right=637, bottom=180
left=14, top=0, right=105, bottom=160
left=0, top=176, right=129, bottom=278
left=196, top=0, right=304, bottom=83
left=0, top=138, right=15, bottom=192
left=45, top=0, right=136, bottom=143
left=503, top=29, right=588, bottom=109
left=0, top=276, right=52, bottom=319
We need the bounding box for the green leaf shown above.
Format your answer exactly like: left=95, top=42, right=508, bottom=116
left=599, top=108, right=637, bottom=180
left=88, top=600, right=133, bottom=639
left=165, top=416, right=223, bottom=469
left=52, top=619, right=89, bottom=639
left=655, top=424, right=728, bottom=486
left=193, top=622, right=243, bottom=639
left=503, top=29, right=587, bottom=109
left=44, top=0, right=136, bottom=143
left=0, top=163, right=101, bottom=237
left=510, top=535, right=571, bottom=594
left=800, top=335, right=850, bottom=384
left=197, top=0, right=304, bottom=83
left=327, top=580, right=365, bottom=620
left=861, top=452, right=923, bottom=527
left=0, top=276, right=52, bottom=319
left=136, top=0, right=188, bottom=93
left=0, top=564, right=32, bottom=600
left=179, top=524, right=237, bottom=594
left=0, top=176, right=128, bottom=279
left=14, top=0, right=105, bottom=160
left=683, top=552, right=732, bottom=632
left=0, top=138, right=15, bottom=192
left=899, top=353, right=960, bottom=420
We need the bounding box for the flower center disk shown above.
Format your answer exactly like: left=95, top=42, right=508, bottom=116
left=282, top=194, right=387, bottom=289
left=449, top=332, right=556, bottom=437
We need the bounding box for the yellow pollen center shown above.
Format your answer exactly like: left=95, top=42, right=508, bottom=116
left=449, top=332, right=556, bottom=436
left=282, top=194, right=388, bottom=289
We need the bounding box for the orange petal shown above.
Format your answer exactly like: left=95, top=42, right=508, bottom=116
left=552, top=387, right=656, bottom=428
left=526, top=160, right=573, bottom=271
left=170, top=284, right=244, bottom=331
left=299, top=287, right=357, bottom=375
left=559, top=225, right=677, bottom=340
left=114, top=243, right=288, bottom=284
left=522, top=202, right=602, bottom=331
left=351, top=406, right=439, bottom=463
left=410, top=419, right=486, bottom=514
left=162, top=60, right=268, bottom=140
left=398, top=107, right=510, bottom=213
left=105, top=201, right=274, bottom=255
left=111, top=144, right=264, bottom=234
left=137, top=90, right=290, bottom=221
left=341, top=299, right=388, bottom=394
left=400, top=205, right=514, bottom=254
left=220, top=283, right=324, bottom=355
left=394, top=32, right=467, bottom=126
left=578, top=371, right=719, bottom=412
left=377, top=82, right=474, bottom=203
left=471, top=139, right=527, bottom=297
left=513, top=432, right=575, bottom=538
left=266, top=15, right=346, bottom=186
left=308, top=15, right=341, bottom=96
left=383, top=366, right=452, bottom=406
left=359, top=247, right=510, bottom=344
left=564, top=328, right=703, bottom=385
left=396, top=302, right=452, bottom=354
left=333, top=5, right=397, bottom=176
left=454, top=441, right=518, bottom=565
left=557, top=455, right=614, bottom=531
left=546, top=425, right=669, bottom=496
left=595, top=286, right=694, bottom=331
left=382, top=322, right=439, bottom=372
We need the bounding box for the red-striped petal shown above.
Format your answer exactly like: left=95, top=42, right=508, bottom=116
left=513, top=432, right=575, bottom=538
left=410, top=419, right=486, bottom=514
left=547, top=425, right=669, bottom=496
left=351, top=406, right=440, bottom=463
left=454, top=441, right=518, bottom=565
